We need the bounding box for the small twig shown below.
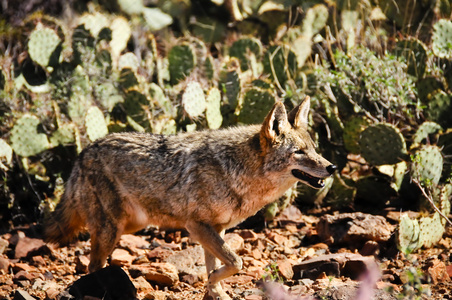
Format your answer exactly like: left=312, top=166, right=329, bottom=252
left=412, top=178, right=452, bottom=227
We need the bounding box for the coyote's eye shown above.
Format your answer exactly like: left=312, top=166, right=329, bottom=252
left=294, top=149, right=305, bottom=155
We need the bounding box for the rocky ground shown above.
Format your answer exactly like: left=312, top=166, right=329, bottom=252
left=1, top=205, right=452, bottom=300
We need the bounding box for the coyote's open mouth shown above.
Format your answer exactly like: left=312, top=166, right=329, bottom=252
left=291, top=169, right=325, bottom=189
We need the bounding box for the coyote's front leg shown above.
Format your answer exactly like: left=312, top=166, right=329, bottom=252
left=186, top=222, right=243, bottom=300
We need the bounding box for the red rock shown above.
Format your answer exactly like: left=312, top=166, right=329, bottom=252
left=0, top=238, right=9, bottom=255
left=224, top=274, right=254, bottom=285
left=146, top=246, right=174, bottom=261
left=277, top=260, right=294, bottom=280
left=12, top=263, right=35, bottom=272
left=446, top=264, right=452, bottom=278
left=224, top=233, right=244, bottom=252
left=75, top=255, right=90, bottom=274
left=45, top=288, right=60, bottom=300
left=427, top=259, right=450, bottom=284
left=110, top=248, right=134, bottom=267
left=13, top=270, right=35, bottom=281
left=133, top=276, right=154, bottom=293
left=245, top=295, right=262, bottom=300
left=14, top=236, right=45, bottom=259
left=143, top=290, right=168, bottom=300
left=31, top=255, right=46, bottom=266
left=267, top=232, right=287, bottom=246
left=252, top=248, right=262, bottom=260
left=238, top=230, right=258, bottom=242
left=129, top=263, right=179, bottom=286
left=0, top=256, right=10, bottom=273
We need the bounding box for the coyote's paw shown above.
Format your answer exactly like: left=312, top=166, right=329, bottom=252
left=206, top=283, right=231, bottom=300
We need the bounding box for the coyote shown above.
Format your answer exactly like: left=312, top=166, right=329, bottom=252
left=45, top=96, right=336, bottom=300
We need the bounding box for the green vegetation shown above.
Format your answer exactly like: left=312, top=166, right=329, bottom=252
left=0, top=1, right=451, bottom=259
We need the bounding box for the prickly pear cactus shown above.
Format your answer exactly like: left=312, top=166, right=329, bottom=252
left=205, top=87, right=223, bottom=129
left=325, top=173, right=357, bottom=208
left=238, top=87, right=275, bottom=124
left=49, top=124, right=76, bottom=147
left=432, top=19, right=452, bottom=59
left=181, top=81, right=206, bottom=119
left=124, top=90, right=152, bottom=131
left=168, top=43, right=196, bottom=85
left=424, top=91, right=452, bottom=128
left=394, top=37, right=427, bottom=78
left=411, top=145, right=443, bottom=186
left=264, top=184, right=298, bottom=221
left=411, top=121, right=442, bottom=149
left=95, top=82, right=123, bottom=113
left=342, top=116, right=370, bottom=154
left=397, top=213, right=420, bottom=254
left=0, top=139, right=13, bottom=167
left=85, top=106, right=109, bottom=142
left=149, top=83, right=174, bottom=117
left=229, top=37, right=263, bottom=71
left=222, top=64, right=241, bottom=111
left=10, top=114, right=50, bottom=157
left=291, top=4, right=328, bottom=67
left=359, top=123, right=407, bottom=166
left=109, top=17, right=132, bottom=62
left=417, top=76, right=444, bottom=104
left=263, top=45, right=297, bottom=86
left=28, top=23, right=62, bottom=68
left=419, top=212, right=445, bottom=248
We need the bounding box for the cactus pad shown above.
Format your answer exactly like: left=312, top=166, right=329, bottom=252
left=394, top=37, right=427, bottom=78
left=411, top=145, right=443, bottom=186
left=229, top=37, right=263, bottom=71
left=28, top=23, right=61, bottom=68
left=263, top=45, right=297, bottom=86
left=10, top=114, right=50, bottom=157
left=411, top=121, right=442, bottom=149
left=342, top=116, right=370, bottom=154
left=50, top=124, right=76, bottom=147
left=168, top=43, right=196, bottom=85
left=149, top=83, right=173, bottom=117
left=206, top=87, right=223, bottom=129
left=419, top=212, right=445, bottom=248
left=359, top=123, right=407, bottom=165
left=432, top=19, right=452, bottom=59
left=181, top=81, right=206, bottom=119
left=0, top=139, right=13, bottom=167
left=85, top=106, right=109, bottom=142
left=424, top=91, right=452, bottom=128
left=124, top=90, right=151, bottom=130
left=238, top=88, right=275, bottom=124
left=397, top=213, right=420, bottom=254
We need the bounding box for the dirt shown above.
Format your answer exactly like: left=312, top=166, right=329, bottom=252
left=1, top=205, right=451, bottom=300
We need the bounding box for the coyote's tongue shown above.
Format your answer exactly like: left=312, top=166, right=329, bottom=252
left=291, top=170, right=325, bottom=189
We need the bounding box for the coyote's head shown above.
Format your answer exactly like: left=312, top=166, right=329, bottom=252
left=260, top=96, right=336, bottom=189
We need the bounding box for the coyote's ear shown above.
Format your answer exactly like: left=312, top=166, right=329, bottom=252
left=261, top=101, right=289, bottom=141
left=288, top=96, right=311, bottom=129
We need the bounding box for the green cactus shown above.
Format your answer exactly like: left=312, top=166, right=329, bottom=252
left=85, top=106, right=109, bottom=142
left=342, top=116, right=370, bottom=154
left=95, top=82, right=123, bottom=113
left=264, top=184, right=298, bottom=221
left=411, top=121, right=442, bottom=149
left=417, top=76, right=444, bottom=104
left=438, top=129, right=452, bottom=156
left=397, top=213, right=420, bottom=254
left=0, top=139, right=13, bottom=168
left=191, top=16, right=226, bottom=43
left=181, top=81, right=206, bottom=119
left=359, top=123, right=407, bottom=166
left=222, top=65, right=241, bottom=111
left=109, top=16, right=132, bottom=62
left=291, top=4, right=328, bottom=67
left=118, top=52, right=140, bottom=72
left=10, top=114, right=50, bottom=157
left=78, top=12, right=109, bottom=38
left=411, top=145, right=443, bottom=186
left=28, top=23, right=62, bottom=68
left=168, top=43, right=196, bottom=85
left=118, top=0, right=144, bottom=14
left=229, top=37, right=263, bottom=72
left=49, top=123, right=76, bottom=147
left=152, top=117, right=177, bottom=135
left=142, top=7, right=173, bottom=32
left=238, top=87, right=275, bottom=124
left=432, top=19, right=452, bottom=59
left=325, top=173, right=357, bottom=208
left=424, top=91, right=452, bottom=128
left=149, top=83, right=174, bottom=117
left=394, top=37, right=428, bottom=78
left=206, top=87, right=223, bottom=129
left=419, top=212, right=445, bottom=248
left=123, top=89, right=152, bottom=131
left=263, top=45, right=297, bottom=87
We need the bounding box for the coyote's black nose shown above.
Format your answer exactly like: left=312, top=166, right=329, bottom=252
left=326, top=165, right=337, bottom=174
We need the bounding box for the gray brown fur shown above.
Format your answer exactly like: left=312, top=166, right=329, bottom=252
left=45, top=97, right=335, bottom=300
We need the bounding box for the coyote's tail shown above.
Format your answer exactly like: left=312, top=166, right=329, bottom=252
left=44, top=172, right=83, bottom=245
